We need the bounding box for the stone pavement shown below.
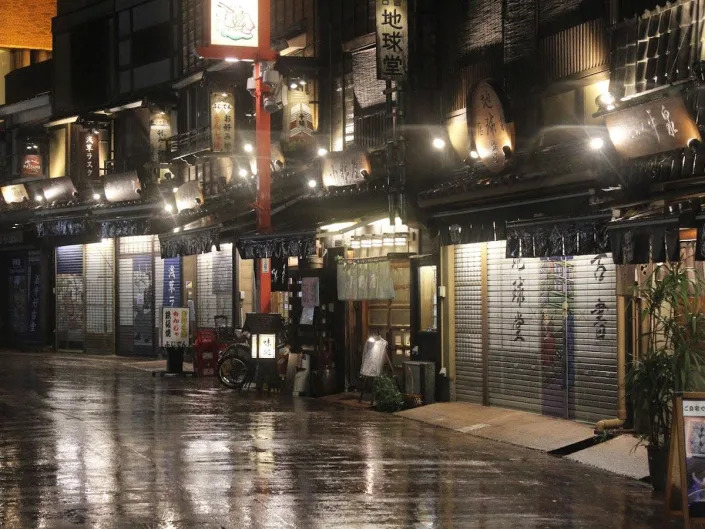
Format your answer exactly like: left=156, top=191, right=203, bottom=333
left=0, top=351, right=671, bottom=528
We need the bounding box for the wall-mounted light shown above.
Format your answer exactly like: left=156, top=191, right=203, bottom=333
left=34, top=195, right=43, bottom=203
left=164, top=203, right=174, bottom=213
left=290, top=82, right=298, bottom=90
left=432, top=137, right=446, bottom=150
left=93, top=193, right=101, bottom=200
left=589, top=137, right=605, bottom=151
left=317, top=147, right=328, bottom=157
left=243, top=143, right=254, bottom=153
left=225, top=57, right=239, bottom=63
left=307, top=179, right=317, bottom=189
left=470, top=150, right=479, bottom=159
left=173, top=227, right=181, bottom=233
left=239, top=168, right=249, bottom=178
left=596, top=92, right=616, bottom=112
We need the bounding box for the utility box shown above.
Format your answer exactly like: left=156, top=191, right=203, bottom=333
left=403, top=361, right=436, bottom=405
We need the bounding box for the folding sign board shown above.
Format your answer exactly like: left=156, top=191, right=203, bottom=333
left=664, top=393, right=705, bottom=528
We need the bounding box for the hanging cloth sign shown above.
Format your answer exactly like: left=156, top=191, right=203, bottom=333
left=271, top=256, right=288, bottom=292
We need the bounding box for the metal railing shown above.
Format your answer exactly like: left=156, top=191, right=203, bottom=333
left=163, top=127, right=211, bottom=162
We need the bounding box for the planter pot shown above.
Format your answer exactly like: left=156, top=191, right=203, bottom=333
left=647, top=445, right=669, bottom=492
left=311, top=368, right=338, bottom=396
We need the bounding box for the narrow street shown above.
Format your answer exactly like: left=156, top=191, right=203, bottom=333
left=0, top=351, right=666, bottom=528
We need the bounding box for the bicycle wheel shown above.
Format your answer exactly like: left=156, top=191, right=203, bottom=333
left=218, top=353, right=248, bottom=389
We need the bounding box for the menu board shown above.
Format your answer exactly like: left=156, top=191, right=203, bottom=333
left=161, top=308, right=190, bottom=347
left=665, top=393, right=705, bottom=527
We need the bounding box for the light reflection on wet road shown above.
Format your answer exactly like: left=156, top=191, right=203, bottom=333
left=0, top=352, right=666, bottom=528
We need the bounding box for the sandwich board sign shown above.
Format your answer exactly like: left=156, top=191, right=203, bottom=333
left=664, top=393, right=705, bottom=527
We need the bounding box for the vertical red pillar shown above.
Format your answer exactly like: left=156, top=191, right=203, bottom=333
left=255, top=60, right=271, bottom=313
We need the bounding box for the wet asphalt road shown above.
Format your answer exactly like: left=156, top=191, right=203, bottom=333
left=0, top=351, right=667, bottom=528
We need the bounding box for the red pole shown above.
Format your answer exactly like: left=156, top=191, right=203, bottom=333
left=255, top=61, right=271, bottom=313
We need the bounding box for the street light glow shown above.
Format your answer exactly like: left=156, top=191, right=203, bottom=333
left=589, top=137, right=605, bottom=151
left=432, top=137, right=446, bottom=150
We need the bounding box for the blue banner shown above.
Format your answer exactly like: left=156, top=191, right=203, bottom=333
left=162, top=257, right=181, bottom=308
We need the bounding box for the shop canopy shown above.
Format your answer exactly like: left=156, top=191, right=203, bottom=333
left=607, top=215, right=680, bottom=265
left=235, top=231, right=317, bottom=260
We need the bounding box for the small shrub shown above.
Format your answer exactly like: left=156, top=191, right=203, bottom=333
left=373, top=375, right=404, bottom=412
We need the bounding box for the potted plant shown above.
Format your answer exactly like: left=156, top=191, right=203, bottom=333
left=627, top=262, right=705, bottom=490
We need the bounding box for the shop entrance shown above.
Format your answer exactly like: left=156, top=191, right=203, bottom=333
left=454, top=241, right=618, bottom=423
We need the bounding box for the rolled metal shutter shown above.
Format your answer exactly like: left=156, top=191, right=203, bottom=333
left=453, top=243, right=484, bottom=403
left=196, top=243, right=233, bottom=329
left=56, top=245, right=84, bottom=351
left=570, top=253, right=618, bottom=423
left=84, top=240, right=115, bottom=354
left=118, top=236, right=155, bottom=355
left=487, top=240, right=547, bottom=414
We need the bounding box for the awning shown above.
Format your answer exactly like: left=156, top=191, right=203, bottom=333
left=506, top=214, right=611, bottom=259
left=36, top=217, right=90, bottom=238
left=607, top=215, right=680, bottom=265
left=236, top=231, right=317, bottom=260
left=99, top=218, right=151, bottom=239
left=159, top=225, right=221, bottom=259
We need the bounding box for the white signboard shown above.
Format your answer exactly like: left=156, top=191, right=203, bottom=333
left=161, top=308, right=190, bottom=347
left=251, top=333, right=276, bottom=359
left=211, top=0, right=259, bottom=48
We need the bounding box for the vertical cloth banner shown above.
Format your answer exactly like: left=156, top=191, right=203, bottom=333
left=271, top=256, right=288, bottom=292
left=162, top=257, right=182, bottom=308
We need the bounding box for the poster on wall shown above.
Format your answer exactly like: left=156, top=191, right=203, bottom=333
left=210, top=0, right=259, bottom=48
left=211, top=92, right=235, bottom=153
left=301, top=277, right=319, bottom=308
left=22, top=155, right=42, bottom=177
left=375, top=0, right=408, bottom=81
left=28, top=252, right=41, bottom=340
left=161, top=308, right=190, bottom=347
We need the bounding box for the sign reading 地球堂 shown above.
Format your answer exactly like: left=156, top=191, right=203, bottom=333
left=211, top=0, right=258, bottom=48
left=161, top=308, right=190, bottom=347
left=375, top=0, right=408, bottom=81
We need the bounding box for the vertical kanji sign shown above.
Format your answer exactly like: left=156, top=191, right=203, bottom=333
left=161, top=308, right=190, bottom=347
left=210, top=92, right=235, bottom=153
left=81, top=130, right=100, bottom=180
left=375, top=0, right=408, bottom=81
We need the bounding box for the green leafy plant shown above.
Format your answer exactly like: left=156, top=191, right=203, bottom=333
left=627, top=262, right=705, bottom=449
left=373, top=375, right=404, bottom=413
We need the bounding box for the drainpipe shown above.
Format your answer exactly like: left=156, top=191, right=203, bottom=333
left=595, top=296, right=628, bottom=432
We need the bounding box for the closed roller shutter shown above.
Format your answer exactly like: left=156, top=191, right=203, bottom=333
left=56, top=245, right=85, bottom=351
left=84, top=240, right=115, bottom=354
left=197, top=243, right=233, bottom=329
left=118, top=236, right=155, bottom=355
left=454, top=243, right=484, bottom=403
left=487, top=241, right=547, bottom=414
left=570, top=253, right=618, bottom=423
left=454, top=240, right=618, bottom=422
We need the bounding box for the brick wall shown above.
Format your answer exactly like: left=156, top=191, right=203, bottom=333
left=0, top=0, right=55, bottom=50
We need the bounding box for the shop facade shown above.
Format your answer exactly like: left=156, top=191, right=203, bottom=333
left=450, top=241, right=618, bottom=423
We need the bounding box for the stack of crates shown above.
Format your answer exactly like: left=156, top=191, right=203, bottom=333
left=193, top=329, right=218, bottom=377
